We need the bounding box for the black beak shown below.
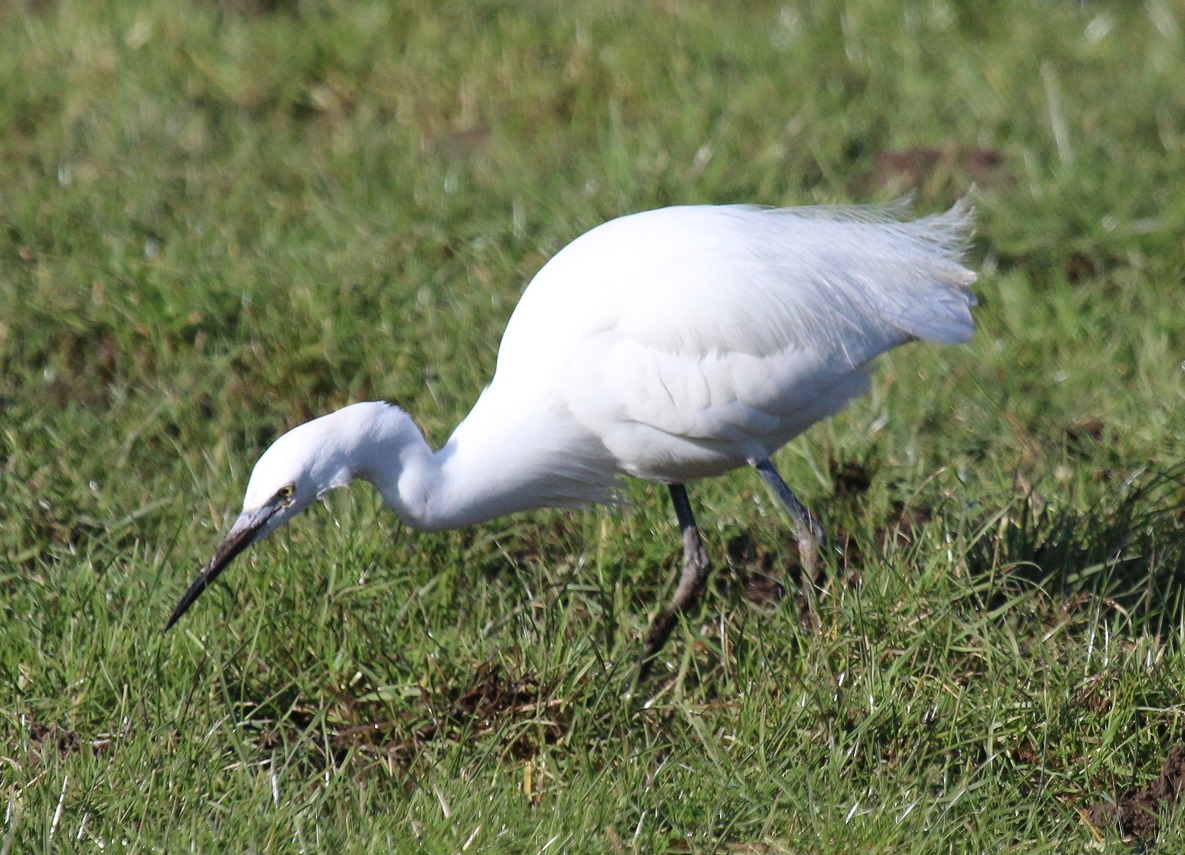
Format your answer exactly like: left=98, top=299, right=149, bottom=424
left=164, top=506, right=275, bottom=632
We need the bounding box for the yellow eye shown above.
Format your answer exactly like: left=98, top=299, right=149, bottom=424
left=277, top=485, right=295, bottom=501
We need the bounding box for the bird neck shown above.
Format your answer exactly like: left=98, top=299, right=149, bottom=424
left=347, top=394, right=617, bottom=533
left=344, top=401, right=573, bottom=532
left=338, top=404, right=460, bottom=531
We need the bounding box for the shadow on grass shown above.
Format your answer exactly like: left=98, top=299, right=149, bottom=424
left=965, top=464, right=1185, bottom=637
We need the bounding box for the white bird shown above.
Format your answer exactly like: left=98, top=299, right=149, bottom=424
left=166, top=200, right=977, bottom=672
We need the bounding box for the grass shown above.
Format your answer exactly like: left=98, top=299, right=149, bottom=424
left=3, top=0, right=1185, bottom=850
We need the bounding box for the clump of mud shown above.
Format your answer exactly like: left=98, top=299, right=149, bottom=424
left=1087, top=745, right=1185, bottom=843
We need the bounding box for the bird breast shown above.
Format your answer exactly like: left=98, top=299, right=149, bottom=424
left=559, top=333, right=873, bottom=482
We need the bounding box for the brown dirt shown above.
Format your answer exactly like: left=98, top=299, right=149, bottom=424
left=1087, top=744, right=1185, bottom=843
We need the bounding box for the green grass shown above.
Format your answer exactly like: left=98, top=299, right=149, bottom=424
left=3, top=0, right=1185, bottom=850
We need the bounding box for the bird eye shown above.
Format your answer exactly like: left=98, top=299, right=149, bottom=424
left=277, top=484, right=295, bottom=502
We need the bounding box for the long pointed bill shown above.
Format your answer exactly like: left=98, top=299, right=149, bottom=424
left=164, top=506, right=277, bottom=632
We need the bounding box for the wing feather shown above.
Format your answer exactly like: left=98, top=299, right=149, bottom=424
left=487, top=200, right=977, bottom=480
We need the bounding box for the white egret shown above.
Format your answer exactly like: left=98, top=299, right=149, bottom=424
left=166, top=200, right=977, bottom=671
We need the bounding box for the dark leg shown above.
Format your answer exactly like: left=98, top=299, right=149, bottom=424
left=638, top=484, right=712, bottom=679
left=754, top=458, right=826, bottom=585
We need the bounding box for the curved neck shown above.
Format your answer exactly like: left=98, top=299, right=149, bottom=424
left=343, top=399, right=617, bottom=532
left=333, top=404, right=456, bottom=531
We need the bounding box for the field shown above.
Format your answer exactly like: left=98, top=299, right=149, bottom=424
left=3, top=0, right=1185, bottom=851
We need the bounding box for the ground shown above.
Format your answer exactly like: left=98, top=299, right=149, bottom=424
left=2, top=0, right=1185, bottom=851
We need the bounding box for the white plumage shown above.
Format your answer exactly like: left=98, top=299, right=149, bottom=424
left=167, top=200, right=977, bottom=671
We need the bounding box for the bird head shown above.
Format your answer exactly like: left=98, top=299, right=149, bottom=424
left=163, top=409, right=362, bottom=632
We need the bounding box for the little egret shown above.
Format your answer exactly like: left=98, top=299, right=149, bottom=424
left=166, top=200, right=977, bottom=671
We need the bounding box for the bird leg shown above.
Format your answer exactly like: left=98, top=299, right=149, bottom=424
left=754, top=458, right=826, bottom=589
left=638, top=484, right=712, bottom=679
